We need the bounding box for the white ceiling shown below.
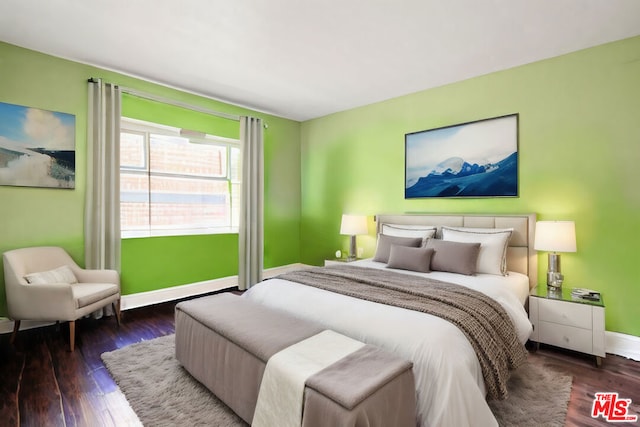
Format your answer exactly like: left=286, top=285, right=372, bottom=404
left=1, top=0, right=639, bottom=121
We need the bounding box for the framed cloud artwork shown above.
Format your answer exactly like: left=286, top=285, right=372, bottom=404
left=405, top=114, right=518, bottom=198
left=0, top=101, right=76, bottom=189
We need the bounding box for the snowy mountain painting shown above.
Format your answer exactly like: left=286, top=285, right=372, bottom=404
left=0, top=102, right=75, bottom=189
left=405, top=114, right=518, bottom=198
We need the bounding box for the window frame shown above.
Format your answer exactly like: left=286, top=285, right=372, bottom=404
left=120, top=118, right=241, bottom=239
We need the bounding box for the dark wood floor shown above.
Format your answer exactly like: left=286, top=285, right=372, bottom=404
left=1, top=294, right=639, bottom=427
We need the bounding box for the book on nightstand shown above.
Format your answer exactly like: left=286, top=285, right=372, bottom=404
left=571, top=288, right=601, bottom=301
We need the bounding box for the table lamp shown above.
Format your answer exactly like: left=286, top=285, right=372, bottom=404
left=534, top=220, right=577, bottom=289
left=340, top=214, right=368, bottom=261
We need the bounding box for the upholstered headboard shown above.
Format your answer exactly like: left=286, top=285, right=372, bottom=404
left=375, top=213, right=537, bottom=288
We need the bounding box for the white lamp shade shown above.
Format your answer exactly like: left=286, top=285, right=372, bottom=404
left=340, top=214, right=368, bottom=236
left=534, top=221, right=577, bottom=252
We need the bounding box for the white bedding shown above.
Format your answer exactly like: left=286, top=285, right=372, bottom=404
left=243, top=260, right=533, bottom=427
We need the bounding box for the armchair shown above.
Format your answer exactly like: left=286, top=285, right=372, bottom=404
left=3, top=246, right=121, bottom=351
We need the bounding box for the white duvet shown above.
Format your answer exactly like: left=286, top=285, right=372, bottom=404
left=244, top=259, right=533, bottom=427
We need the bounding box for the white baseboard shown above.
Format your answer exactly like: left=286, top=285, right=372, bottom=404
left=606, top=331, right=640, bottom=361
left=120, top=276, right=235, bottom=311
left=262, top=263, right=310, bottom=278
left=120, top=263, right=308, bottom=310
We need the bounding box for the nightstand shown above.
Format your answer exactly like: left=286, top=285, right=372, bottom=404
left=529, top=286, right=605, bottom=366
left=324, top=259, right=358, bottom=266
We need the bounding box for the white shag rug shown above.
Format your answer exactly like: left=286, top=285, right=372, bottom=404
left=102, top=334, right=572, bottom=427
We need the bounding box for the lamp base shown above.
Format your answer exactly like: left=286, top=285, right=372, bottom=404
left=546, top=271, right=564, bottom=289
left=546, top=253, right=564, bottom=289
left=347, top=235, right=357, bottom=261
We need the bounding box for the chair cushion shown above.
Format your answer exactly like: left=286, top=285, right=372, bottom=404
left=72, top=283, right=119, bottom=308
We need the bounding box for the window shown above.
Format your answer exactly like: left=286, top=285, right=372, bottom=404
left=120, top=118, right=240, bottom=238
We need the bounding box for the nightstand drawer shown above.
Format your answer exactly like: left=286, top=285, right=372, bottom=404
left=538, top=297, right=592, bottom=329
left=538, top=321, right=593, bottom=354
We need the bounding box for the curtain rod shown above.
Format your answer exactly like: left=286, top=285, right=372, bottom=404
left=88, top=78, right=241, bottom=122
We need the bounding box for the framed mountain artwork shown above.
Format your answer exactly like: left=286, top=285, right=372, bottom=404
left=405, top=114, right=518, bottom=198
left=0, top=101, right=75, bottom=189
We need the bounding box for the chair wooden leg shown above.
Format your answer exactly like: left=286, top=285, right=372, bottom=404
left=10, top=320, right=20, bottom=344
left=113, top=299, right=121, bottom=327
left=69, top=320, right=75, bottom=352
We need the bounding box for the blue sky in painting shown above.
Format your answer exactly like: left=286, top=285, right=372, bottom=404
left=0, top=101, right=75, bottom=151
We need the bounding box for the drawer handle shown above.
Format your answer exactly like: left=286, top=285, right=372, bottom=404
left=563, top=336, right=570, bottom=343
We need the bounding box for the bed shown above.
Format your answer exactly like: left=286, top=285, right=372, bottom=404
left=242, top=213, right=537, bottom=427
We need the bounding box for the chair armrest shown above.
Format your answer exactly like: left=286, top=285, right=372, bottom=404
left=7, top=282, right=77, bottom=321
left=74, top=269, right=120, bottom=286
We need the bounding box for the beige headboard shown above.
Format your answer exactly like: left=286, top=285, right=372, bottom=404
left=375, top=213, right=537, bottom=288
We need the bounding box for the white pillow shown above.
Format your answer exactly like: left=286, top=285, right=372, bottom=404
left=381, top=224, right=436, bottom=244
left=441, top=227, right=513, bottom=275
left=24, top=265, right=78, bottom=285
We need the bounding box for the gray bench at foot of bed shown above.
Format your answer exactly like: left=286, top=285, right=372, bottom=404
left=175, top=293, right=417, bottom=427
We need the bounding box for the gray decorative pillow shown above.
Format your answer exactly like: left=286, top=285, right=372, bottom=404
left=387, top=245, right=434, bottom=273
left=373, top=234, right=423, bottom=263
left=425, top=239, right=481, bottom=276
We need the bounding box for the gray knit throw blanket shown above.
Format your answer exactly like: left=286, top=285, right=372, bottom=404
left=276, top=265, right=528, bottom=400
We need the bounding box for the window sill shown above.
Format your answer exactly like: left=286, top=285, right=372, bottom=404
left=122, top=227, right=238, bottom=239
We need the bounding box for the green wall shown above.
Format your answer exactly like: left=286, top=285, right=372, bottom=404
left=0, top=42, right=301, bottom=314
left=2, top=36, right=639, bottom=338
left=300, top=36, right=640, bottom=337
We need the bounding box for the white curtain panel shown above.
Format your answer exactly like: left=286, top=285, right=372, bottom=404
left=238, top=116, right=264, bottom=290
left=85, top=79, right=122, bottom=272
